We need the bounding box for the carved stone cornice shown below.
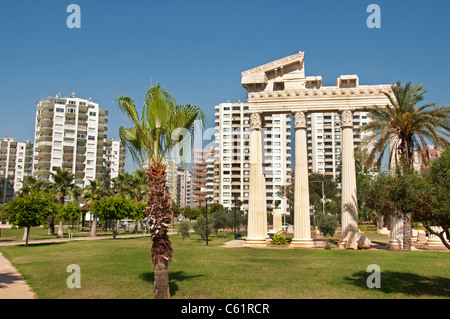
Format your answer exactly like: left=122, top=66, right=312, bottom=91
left=340, top=110, right=353, bottom=128
left=293, top=111, right=307, bottom=129
left=249, top=113, right=264, bottom=129
left=242, top=51, right=304, bottom=77
left=247, top=85, right=392, bottom=101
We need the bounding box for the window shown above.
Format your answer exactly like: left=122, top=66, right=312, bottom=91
left=89, top=111, right=97, bottom=117
left=67, top=108, right=76, bottom=113
left=68, top=101, right=76, bottom=105
left=88, top=136, right=95, bottom=141
left=56, top=107, right=64, bottom=113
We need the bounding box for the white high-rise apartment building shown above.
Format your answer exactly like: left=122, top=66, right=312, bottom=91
left=307, top=111, right=372, bottom=179
left=33, top=93, right=123, bottom=187
left=214, top=102, right=292, bottom=214
left=0, top=137, right=33, bottom=203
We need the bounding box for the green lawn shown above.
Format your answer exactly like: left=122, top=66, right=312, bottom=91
left=0, top=232, right=449, bottom=299
left=0, top=226, right=141, bottom=243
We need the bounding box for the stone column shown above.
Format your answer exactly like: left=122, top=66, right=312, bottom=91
left=339, top=110, right=359, bottom=244
left=272, top=208, right=282, bottom=233
left=389, top=215, right=403, bottom=250
left=290, top=111, right=314, bottom=248
left=244, top=112, right=268, bottom=247
left=426, top=226, right=446, bottom=247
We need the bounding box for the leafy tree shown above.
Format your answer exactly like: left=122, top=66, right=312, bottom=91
left=90, top=196, right=135, bottom=238
left=192, top=214, right=212, bottom=241
left=182, top=206, right=202, bottom=220
left=57, top=202, right=82, bottom=238
left=359, top=81, right=450, bottom=251
left=116, top=82, right=206, bottom=299
left=177, top=220, right=191, bottom=245
left=210, top=208, right=227, bottom=237
left=411, top=148, right=450, bottom=249
left=130, top=201, right=147, bottom=233
left=5, top=191, right=58, bottom=246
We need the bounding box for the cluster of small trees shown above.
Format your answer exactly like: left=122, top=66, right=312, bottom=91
left=176, top=203, right=247, bottom=244
left=3, top=167, right=149, bottom=245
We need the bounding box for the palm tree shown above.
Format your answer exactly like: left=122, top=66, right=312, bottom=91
left=130, top=168, right=148, bottom=233
left=359, top=80, right=450, bottom=251
left=83, top=179, right=106, bottom=237
left=116, top=82, right=206, bottom=299
left=18, top=176, right=50, bottom=196
left=49, top=168, right=75, bottom=238
left=111, top=172, right=133, bottom=234
left=69, top=185, right=83, bottom=229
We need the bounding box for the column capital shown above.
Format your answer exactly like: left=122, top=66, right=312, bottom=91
left=249, top=112, right=264, bottom=129
left=293, top=111, right=307, bottom=129
left=340, top=109, right=353, bottom=128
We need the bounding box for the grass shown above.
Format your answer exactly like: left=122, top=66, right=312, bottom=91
left=0, top=226, right=143, bottom=243
left=0, top=232, right=449, bottom=299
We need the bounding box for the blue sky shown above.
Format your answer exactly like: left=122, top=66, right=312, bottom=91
left=1, top=0, right=449, bottom=171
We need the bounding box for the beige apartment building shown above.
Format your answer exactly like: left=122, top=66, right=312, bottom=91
left=0, top=137, right=33, bottom=203
left=191, top=148, right=214, bottom=207
left=213, top=102, right=292, bottom=214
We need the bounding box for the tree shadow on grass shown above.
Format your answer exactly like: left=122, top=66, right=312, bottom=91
left=139, top=271, right=205, bottom=297
left=344, top=271, right=450, bottom=297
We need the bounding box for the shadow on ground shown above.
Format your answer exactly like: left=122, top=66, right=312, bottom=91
left=139, top=271, right=205, bottom=296
left=0, top=272, right=24, bottom=288
left=344, top=271, right=450, bottom=297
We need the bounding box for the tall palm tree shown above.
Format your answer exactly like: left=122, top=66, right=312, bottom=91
left=359, top=80, right=450, bottom=251
left=83, top=179, right=106, bottom=237
left=117, top=82, right=206, bottom=299
left=50, top=168, right=75, bottom=238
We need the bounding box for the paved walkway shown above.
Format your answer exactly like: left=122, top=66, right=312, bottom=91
left=0, top=252, right=36, bottom=299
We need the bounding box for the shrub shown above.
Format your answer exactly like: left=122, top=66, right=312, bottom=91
left=318, top=214, right=339, bottom=237
left=271, top=234, right=289, bottom=245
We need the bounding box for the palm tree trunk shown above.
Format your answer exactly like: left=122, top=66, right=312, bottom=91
left=154, top=259, right=170, bottom=299
left=91, top=215, right=97, bottom=237
left=403, top=212, right=412, bottom=251
left=146, top=162, right=173, bottom=299
left=57, top=220, right=64, bottom=238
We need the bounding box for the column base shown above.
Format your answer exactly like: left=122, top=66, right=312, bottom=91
left=290, top=238, right=315, bottom=248
left=243, top=238, right=267, bottom=248
left=389, top=239, right=403, bottom=250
